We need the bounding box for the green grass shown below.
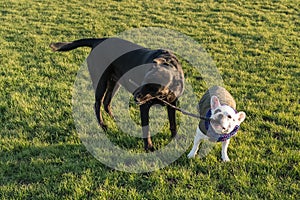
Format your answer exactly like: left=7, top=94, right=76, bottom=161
left=1, top=0, right=299, bottom=199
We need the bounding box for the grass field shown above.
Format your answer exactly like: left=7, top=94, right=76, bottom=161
left=1, top=0, right=299, bottom=199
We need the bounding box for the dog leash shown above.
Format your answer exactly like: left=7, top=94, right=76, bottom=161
left=129, top=79, right=209, bottom=121
left=156, top=97, right=211, bottom=121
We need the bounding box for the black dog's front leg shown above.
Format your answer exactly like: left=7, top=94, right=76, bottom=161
left=140, top=103, right=155, bottom=152
left=167, top=99, right=177, bottom=138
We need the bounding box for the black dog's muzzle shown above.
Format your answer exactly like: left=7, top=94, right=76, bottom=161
left=133, top=83, right=177, bottom=105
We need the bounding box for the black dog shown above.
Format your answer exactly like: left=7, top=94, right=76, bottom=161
left=50, top=38, right=184, bottom=151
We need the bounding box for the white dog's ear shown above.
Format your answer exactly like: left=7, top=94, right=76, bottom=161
left=211, top=96, right=221, bottom=110
left=236, top=111, right=246, bottom=123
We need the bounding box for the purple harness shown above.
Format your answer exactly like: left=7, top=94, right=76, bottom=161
left=204, top=109, right=240, bottom=142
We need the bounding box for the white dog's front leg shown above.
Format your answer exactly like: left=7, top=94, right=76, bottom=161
left=221, top=139, right=230, bottom=162
left=187, top=127, right=207, bottom=159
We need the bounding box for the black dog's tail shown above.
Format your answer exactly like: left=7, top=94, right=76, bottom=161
left=50, top=38, right=107, bottom=52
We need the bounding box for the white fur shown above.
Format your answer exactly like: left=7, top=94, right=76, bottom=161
left=188, top=96, right=246, bottom=161
left=221, top=139, right=230, bottom=161
left=187, top=127, right=208, bottom=158
left=187, top=127, right=231, bottom=161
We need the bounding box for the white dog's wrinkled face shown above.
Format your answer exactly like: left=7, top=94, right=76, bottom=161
left=210, top=96, right=246, bottom=134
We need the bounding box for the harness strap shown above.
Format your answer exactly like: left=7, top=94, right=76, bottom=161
left=216, top=125, right=239, bottom=142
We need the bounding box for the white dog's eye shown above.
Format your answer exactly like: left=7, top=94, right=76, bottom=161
left=214, top=109, right=221, bottom=114
left=228, top=115, right=232, bottom=119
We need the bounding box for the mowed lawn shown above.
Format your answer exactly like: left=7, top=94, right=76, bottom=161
left=0, top=0, right=299, bottom=199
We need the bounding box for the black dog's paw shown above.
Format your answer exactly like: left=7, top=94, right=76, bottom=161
left=100, top=123, right=108, bottom=132
left=171, top=130, right=177, bottom=138
left=145, top=146, right=156, bottom=152
left=149, top=146, right=155, bottom=152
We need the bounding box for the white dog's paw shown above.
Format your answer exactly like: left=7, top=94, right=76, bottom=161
left=187, top=151, right=196, bottom=159
left=222, top=157, right=230, bottom=162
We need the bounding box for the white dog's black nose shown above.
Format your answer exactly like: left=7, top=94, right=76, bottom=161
left=222, top=127, right=229, bottom=133
left=217, top=114, right=224, bottom=120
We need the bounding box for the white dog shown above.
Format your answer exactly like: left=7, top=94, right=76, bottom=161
left=187, top=86, right=246, bottom=161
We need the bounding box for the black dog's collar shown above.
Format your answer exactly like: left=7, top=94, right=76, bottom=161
left=202, top=109, right=240, bottom=142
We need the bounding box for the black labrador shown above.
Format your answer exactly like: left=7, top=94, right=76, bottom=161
left=50, top=38, right=184, bottom=151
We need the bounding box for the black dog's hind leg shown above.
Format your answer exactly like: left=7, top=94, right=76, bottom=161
left=167, top=99, right=178, bottom=138
left=95, top=78, right=108, bottom=131
left=140, top=103, right=155, bottom=152
left=103, top=79, right=120, bottom=119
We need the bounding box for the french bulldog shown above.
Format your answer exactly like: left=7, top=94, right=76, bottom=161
left=187, top=86, right=246, bottom=161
